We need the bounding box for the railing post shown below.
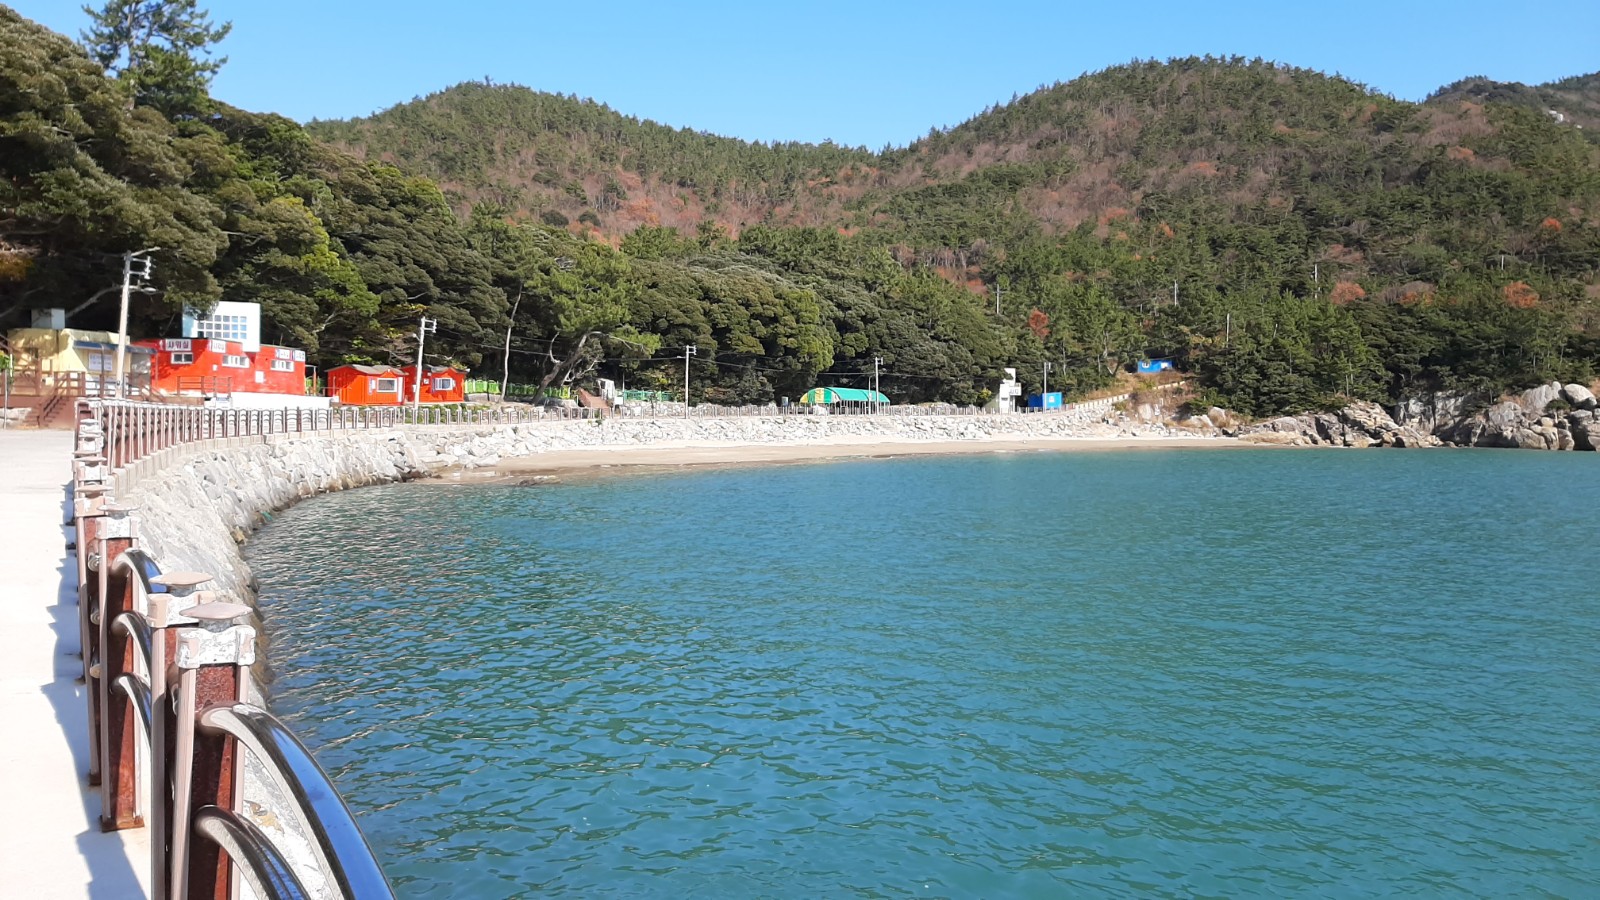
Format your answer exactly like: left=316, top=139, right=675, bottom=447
left=171, top=598, right=255, bottom=900
left=146, top=571, right=212, bottom=900
left=101, top=541, right=147, bottom=831
left=91, top=502, right=137, bottom=814
left=72, top=477, right=110, bottom=787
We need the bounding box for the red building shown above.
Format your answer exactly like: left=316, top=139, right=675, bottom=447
left=138, top=337, right=306, bottom=396
left=326, top=364, right=407, bottom=406
left=402, top=365, right=467, bottom=404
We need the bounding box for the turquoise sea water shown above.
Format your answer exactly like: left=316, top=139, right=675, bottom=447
left=247, top=448, right=1600, bottom=897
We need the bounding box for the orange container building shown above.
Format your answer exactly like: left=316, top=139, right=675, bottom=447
left=325, top=364, right=408, bottom=406
left=138, top=338, right=306, bottom=396
left=402, top=365, right=468, bottom=404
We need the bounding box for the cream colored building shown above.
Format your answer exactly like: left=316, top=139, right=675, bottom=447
left=4, top=327, right=152, bottom=394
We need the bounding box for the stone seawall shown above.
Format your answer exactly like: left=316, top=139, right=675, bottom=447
left=121, top=405, right=1169, bottom=607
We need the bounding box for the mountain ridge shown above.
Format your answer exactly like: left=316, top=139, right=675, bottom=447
left=306, top=57, right=1600, bottom=258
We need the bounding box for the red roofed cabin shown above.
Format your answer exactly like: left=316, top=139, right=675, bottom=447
left=403, top=365, right=467, bottom=404
left=326, top=364, right=406, bottom=406
left=137, top=337, right=306, bottom=396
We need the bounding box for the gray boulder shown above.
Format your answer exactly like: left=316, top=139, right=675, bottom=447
left=1572, top=417, right=1600, bottom=452
left=1515, top=427, right=1551, bottom=450
left=1341, top=400, right=1399, bottom=435
left=1555, top=423, right=1576, bottom=452
left=1391, top=426, right=1439, bottom=448
left=1518, top=381, right=1563, bottom=412
left=1206, top=406, right=1239, bottom=429
left=1393, top=392, right=1479, bottom=434
left=1561, top=383, right=1597, bottom=410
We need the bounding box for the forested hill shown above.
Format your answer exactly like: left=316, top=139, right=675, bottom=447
left=6, top=3, right=1598, bottom=416
left=308, top=84, right=875, bottom=237
left=311, top=59, right=1600, bottom=250
left=1427, top=72, right=1600, bottom=137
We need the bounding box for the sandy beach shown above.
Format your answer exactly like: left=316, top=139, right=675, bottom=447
left=429, top=433, right=1249, bottom=482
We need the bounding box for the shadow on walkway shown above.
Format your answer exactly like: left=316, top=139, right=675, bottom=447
left=39, top=474, right=149, bottom=898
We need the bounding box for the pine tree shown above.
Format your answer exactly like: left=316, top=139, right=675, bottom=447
left=79, top=0, right=231, bottom=115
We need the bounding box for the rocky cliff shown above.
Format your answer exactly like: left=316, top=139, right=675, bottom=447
left=1237, top=383, right=1599, bottom=451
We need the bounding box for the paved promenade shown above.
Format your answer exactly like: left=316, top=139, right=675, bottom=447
left=0, top=429, right=148, bottom=898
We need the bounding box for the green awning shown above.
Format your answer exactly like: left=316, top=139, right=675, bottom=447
left=798, top=387, right=889, bottom=404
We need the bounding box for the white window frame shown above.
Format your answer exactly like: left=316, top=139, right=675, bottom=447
left=270, top=359, right=295, bottom=372
left=372, top=377, right=400, bottom=394
left=222, top=354, right=249, bottom=369
left=432, top=377, right=456, bottom=392
left=169, top=351, right=194, bottom=365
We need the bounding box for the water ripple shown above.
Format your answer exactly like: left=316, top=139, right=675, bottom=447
left=249, top=450, right=1600, bottom=897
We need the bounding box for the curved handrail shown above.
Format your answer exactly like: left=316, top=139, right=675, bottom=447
left=116, top=547, right=168, bottom=598
left=198, top=703, right=394, bottom=900
left=193, top=806, right=312, bottom=900
left=111, top=672, right=152, bottom=746
left=111, top=611, right=153, bottom=683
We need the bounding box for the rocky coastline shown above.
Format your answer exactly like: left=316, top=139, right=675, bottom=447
left=1234, top=382, right=1599, bottom=451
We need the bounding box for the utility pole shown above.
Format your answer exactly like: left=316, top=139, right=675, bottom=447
left=1173, top=280, right=1179, bottom=307
left=112, top=247, right=158, bottom=399
left=500, top=292, right=520, bottom=404
left=994, top=284, right=1006, bottom=316
left=683, top=345, right=697, bottom=419
left=1043, top=360, right=1051, bottom=406
left=873, top=356, right=883, bottom=413
left=411, top=315, right=437, bottom=416
left=1225, top=312, right=1232, bottom=348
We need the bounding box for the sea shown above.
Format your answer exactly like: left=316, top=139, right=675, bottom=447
left=246, top=447, right=1600, bottom=898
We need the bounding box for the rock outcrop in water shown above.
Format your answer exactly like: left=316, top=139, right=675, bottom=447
left=1238, top=401, right=1440, bottom=448
left=1413, top=382, right=1598, bottom=451
left=1235, top=381, right=1600, bottom=451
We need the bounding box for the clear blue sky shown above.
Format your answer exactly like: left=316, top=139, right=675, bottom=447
left=14, top=0, right=1599, bottom=149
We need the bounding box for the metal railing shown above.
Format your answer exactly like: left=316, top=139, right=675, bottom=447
left=82, top=392, right=1149, bottom=473
left=84, top=400, right=554, bottom=471
left=72, top=409, right=394, bottom=900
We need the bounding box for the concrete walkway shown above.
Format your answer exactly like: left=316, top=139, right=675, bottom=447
left=0, top=429, right=148, bottom=898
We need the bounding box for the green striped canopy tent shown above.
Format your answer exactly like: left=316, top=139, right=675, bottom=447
left=798, top=387, right=889, bottom=405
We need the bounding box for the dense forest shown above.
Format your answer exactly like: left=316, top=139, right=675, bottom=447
left=4, top=4, right=1598, bottom=414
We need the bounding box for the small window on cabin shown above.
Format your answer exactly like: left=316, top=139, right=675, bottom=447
left=271, top=359, right=294, bottom=372
left=373, top=378, right=399, bottom=393
left=432, top=377, right=455, bottom=391
left=222, top=354, right=249, bottom=368
left=170, top=352, right=193, bottom=365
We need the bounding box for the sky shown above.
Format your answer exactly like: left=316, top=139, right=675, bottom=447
left=15, top=0, right=1600, bottom=150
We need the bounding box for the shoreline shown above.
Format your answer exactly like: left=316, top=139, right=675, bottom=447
left=424, top=434, right=1251, bottom=482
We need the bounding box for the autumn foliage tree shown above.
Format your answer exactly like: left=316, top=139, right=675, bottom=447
left=1027, top=308, right=1051, bottom=339
left=1502, top=281, right=1540, bottom=309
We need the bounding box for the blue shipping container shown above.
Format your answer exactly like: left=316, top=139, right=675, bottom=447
left=1027, top=392, right=1063, bottom=409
